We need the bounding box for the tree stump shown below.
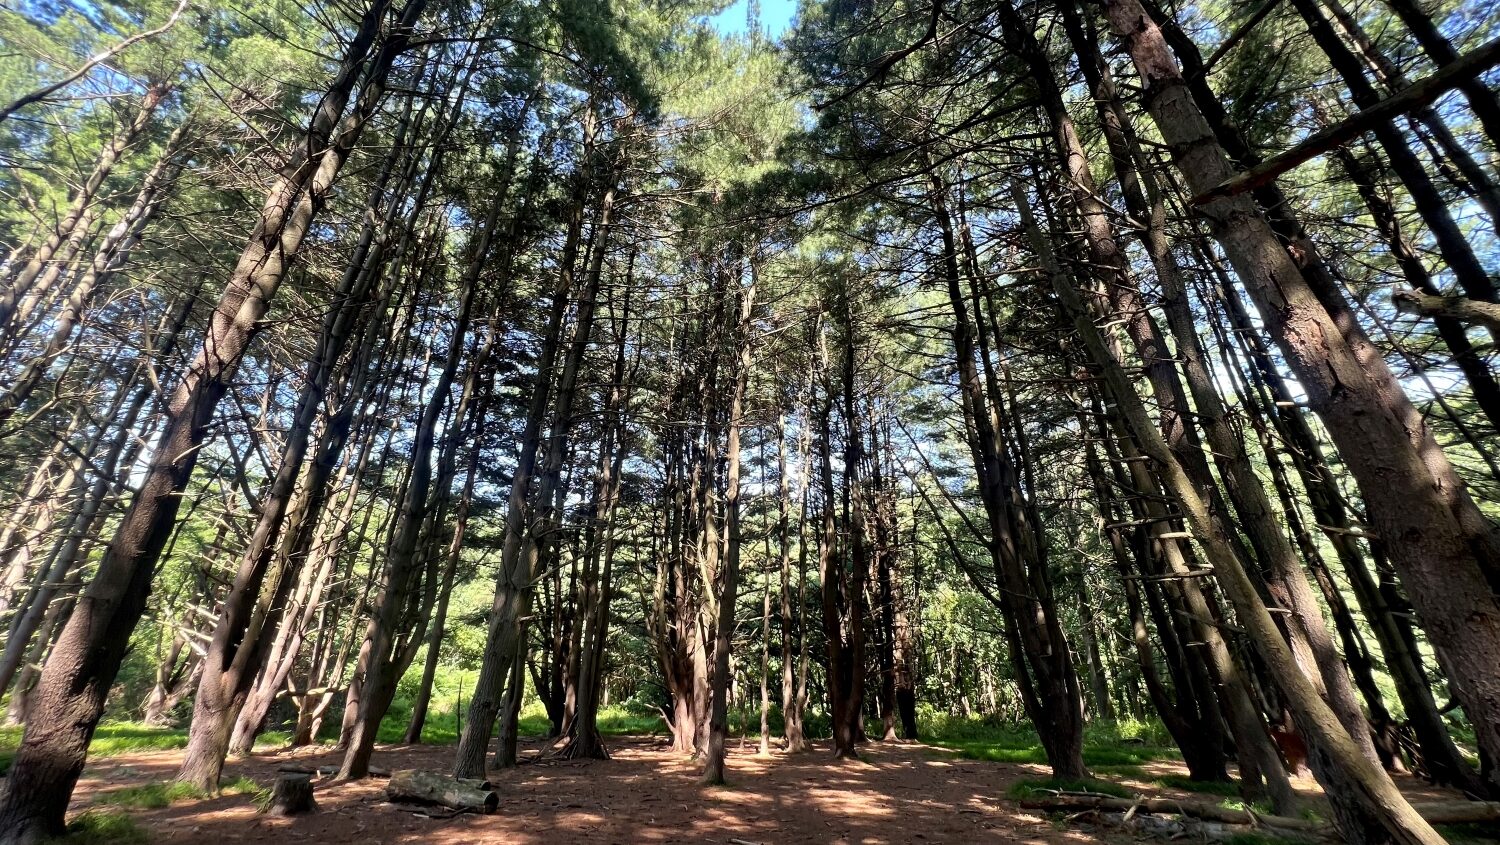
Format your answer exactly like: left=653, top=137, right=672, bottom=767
left=267, top=772, right=317, bottom=816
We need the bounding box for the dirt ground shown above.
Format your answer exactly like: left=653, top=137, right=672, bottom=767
left=69, top=736, right=1461, bottom=844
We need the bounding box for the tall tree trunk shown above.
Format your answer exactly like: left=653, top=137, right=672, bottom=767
left=0, top=85, right=167, bottom=349
left=453, top=151, right=616, bottom=778
left=930, top=168, right=1087, bottom=780
left=1325, top=121, right=1500, bottom=429
left=1208, top=251, right=1485, bottom=791
left=1, top=287, right=197, bottom=689
left=1322, top=0, right=1500, bottom=241
left=340, top=188, right=500, bottom=779
left=703, top=261, right=755, bottom=785
left=560, top=285, right=634, bottom=760
left=1018, top=79, right=1435, bottom=845
left=1056, top=1, right=1380, bottom=765
left=1380, top=0, right=1500, bottom=150
left=176, top=89, right=430, bottom=790
left=1105, top=0, right=1500, bottom=800
left=778, top=401, right=811, bottom=752
left=1291, top=0, right=1497, bottom=313
left=0, top=120, right=185, bottom=423
left=0, top=3, right=421, bottom=834
left=404, top=423, right=483, bottom=744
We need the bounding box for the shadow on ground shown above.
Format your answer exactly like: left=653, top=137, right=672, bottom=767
left=72, top=737, right=1126, bottom=844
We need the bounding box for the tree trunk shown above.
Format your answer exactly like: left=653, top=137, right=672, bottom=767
left=453, top=148, right=616, bottom=778
left=703, top=262, right=755, bottom=785
left=1380, top=0, right=1500, bottom=150
left=340, top=201, right=496, bottom=779
left=1106, top=0, right=1500, bottom=800
left=930, top=167, right=1087, bottom=780
left=1018, top=36, right=1440, bottom=837
left=0, top=85, right=166, bottom=349
left=0, top=4, right=421, bottom=835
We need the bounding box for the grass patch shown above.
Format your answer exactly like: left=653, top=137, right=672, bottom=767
left=1223, top=834, right=1305, bottom=845
left=1437, top=822, right=1500, bottom=843
left=598, top=709, right=667, bottom=736
left=923, top=716, right=1180, bottom=770
left=375, top=701, right=666, bottom=746
left=1007, top=777, right=1133, bottom=799
left=1152, top=773, right=1241, bottom=797
left=95, top=775, right=262, bottom=809
left=515, top=704, right=666, bottom=739
left=50, top=810, right=149, bottom=845
left=0, top=722, right=195, bottom=776
left=220, top=775, right=261, bottom=795
left=1218, top=796, right=1277, bottom=817
left=96, top=781, right=204, bottom=809
left=1091, top=763, right=1147, bottom=778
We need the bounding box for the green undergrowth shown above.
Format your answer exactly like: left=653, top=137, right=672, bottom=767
left=1151, top=773, right=1242, bottom=797
left=95, top=776, right=260, bottom=809
left=1221, top=834, right=1305, bottom=845
left=924, top=715, right=1180, bottom=769
left=0, top=722, right=289, bottom=775
left=1437, top=822, right=1500, bottom=843
left=376, top=699, right=667, bottom=745
left=512, top=702, right=667, bottom=740
left=376, top=662, right=668, bottom=744
left=0, top=698, right=663, bottom=778
left=48, top=810, right=150, bottom=845
left=1218, top=796, right=1280, bottom=817
left=1090, top=763, right=1147, bottom=777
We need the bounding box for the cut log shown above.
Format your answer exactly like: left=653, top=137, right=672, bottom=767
left=385, top=769, right=499, bottom=814
left=266, top=773, right=317, bottom=816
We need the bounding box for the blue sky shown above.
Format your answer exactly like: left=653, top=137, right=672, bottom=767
left=707, top=0, right=799, bottom=37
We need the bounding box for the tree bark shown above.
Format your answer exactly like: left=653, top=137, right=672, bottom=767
left=453, top=145, right=616, bottom=777
left=1106, top=0, right=1500, bottom=800
left=703, top=260, right=755, bottom=785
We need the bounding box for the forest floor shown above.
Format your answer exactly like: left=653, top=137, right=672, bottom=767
left=55, top=733, right=1479, bottom=845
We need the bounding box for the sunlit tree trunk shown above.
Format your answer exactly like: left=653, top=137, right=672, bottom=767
left=1106, top=0, right=1500, bottom=800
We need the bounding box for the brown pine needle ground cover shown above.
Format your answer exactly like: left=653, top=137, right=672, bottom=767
left=54, top=734, right=1476, bottom=845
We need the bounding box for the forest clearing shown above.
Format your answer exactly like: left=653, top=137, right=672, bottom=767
left=4, top=0, right=1500, bottom=842
left=28, top=724, right=1485, bottom=844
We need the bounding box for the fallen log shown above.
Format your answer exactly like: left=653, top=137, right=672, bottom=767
left=1019, top=793, right=1324, bottom=833
left=1409, top=800, right=1500, bottom=824
left=385, top=769, right=499, bottom=814
left=266, top=773, right=317, bottom=816
left=1020, top=793, right=1500, bottom=833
